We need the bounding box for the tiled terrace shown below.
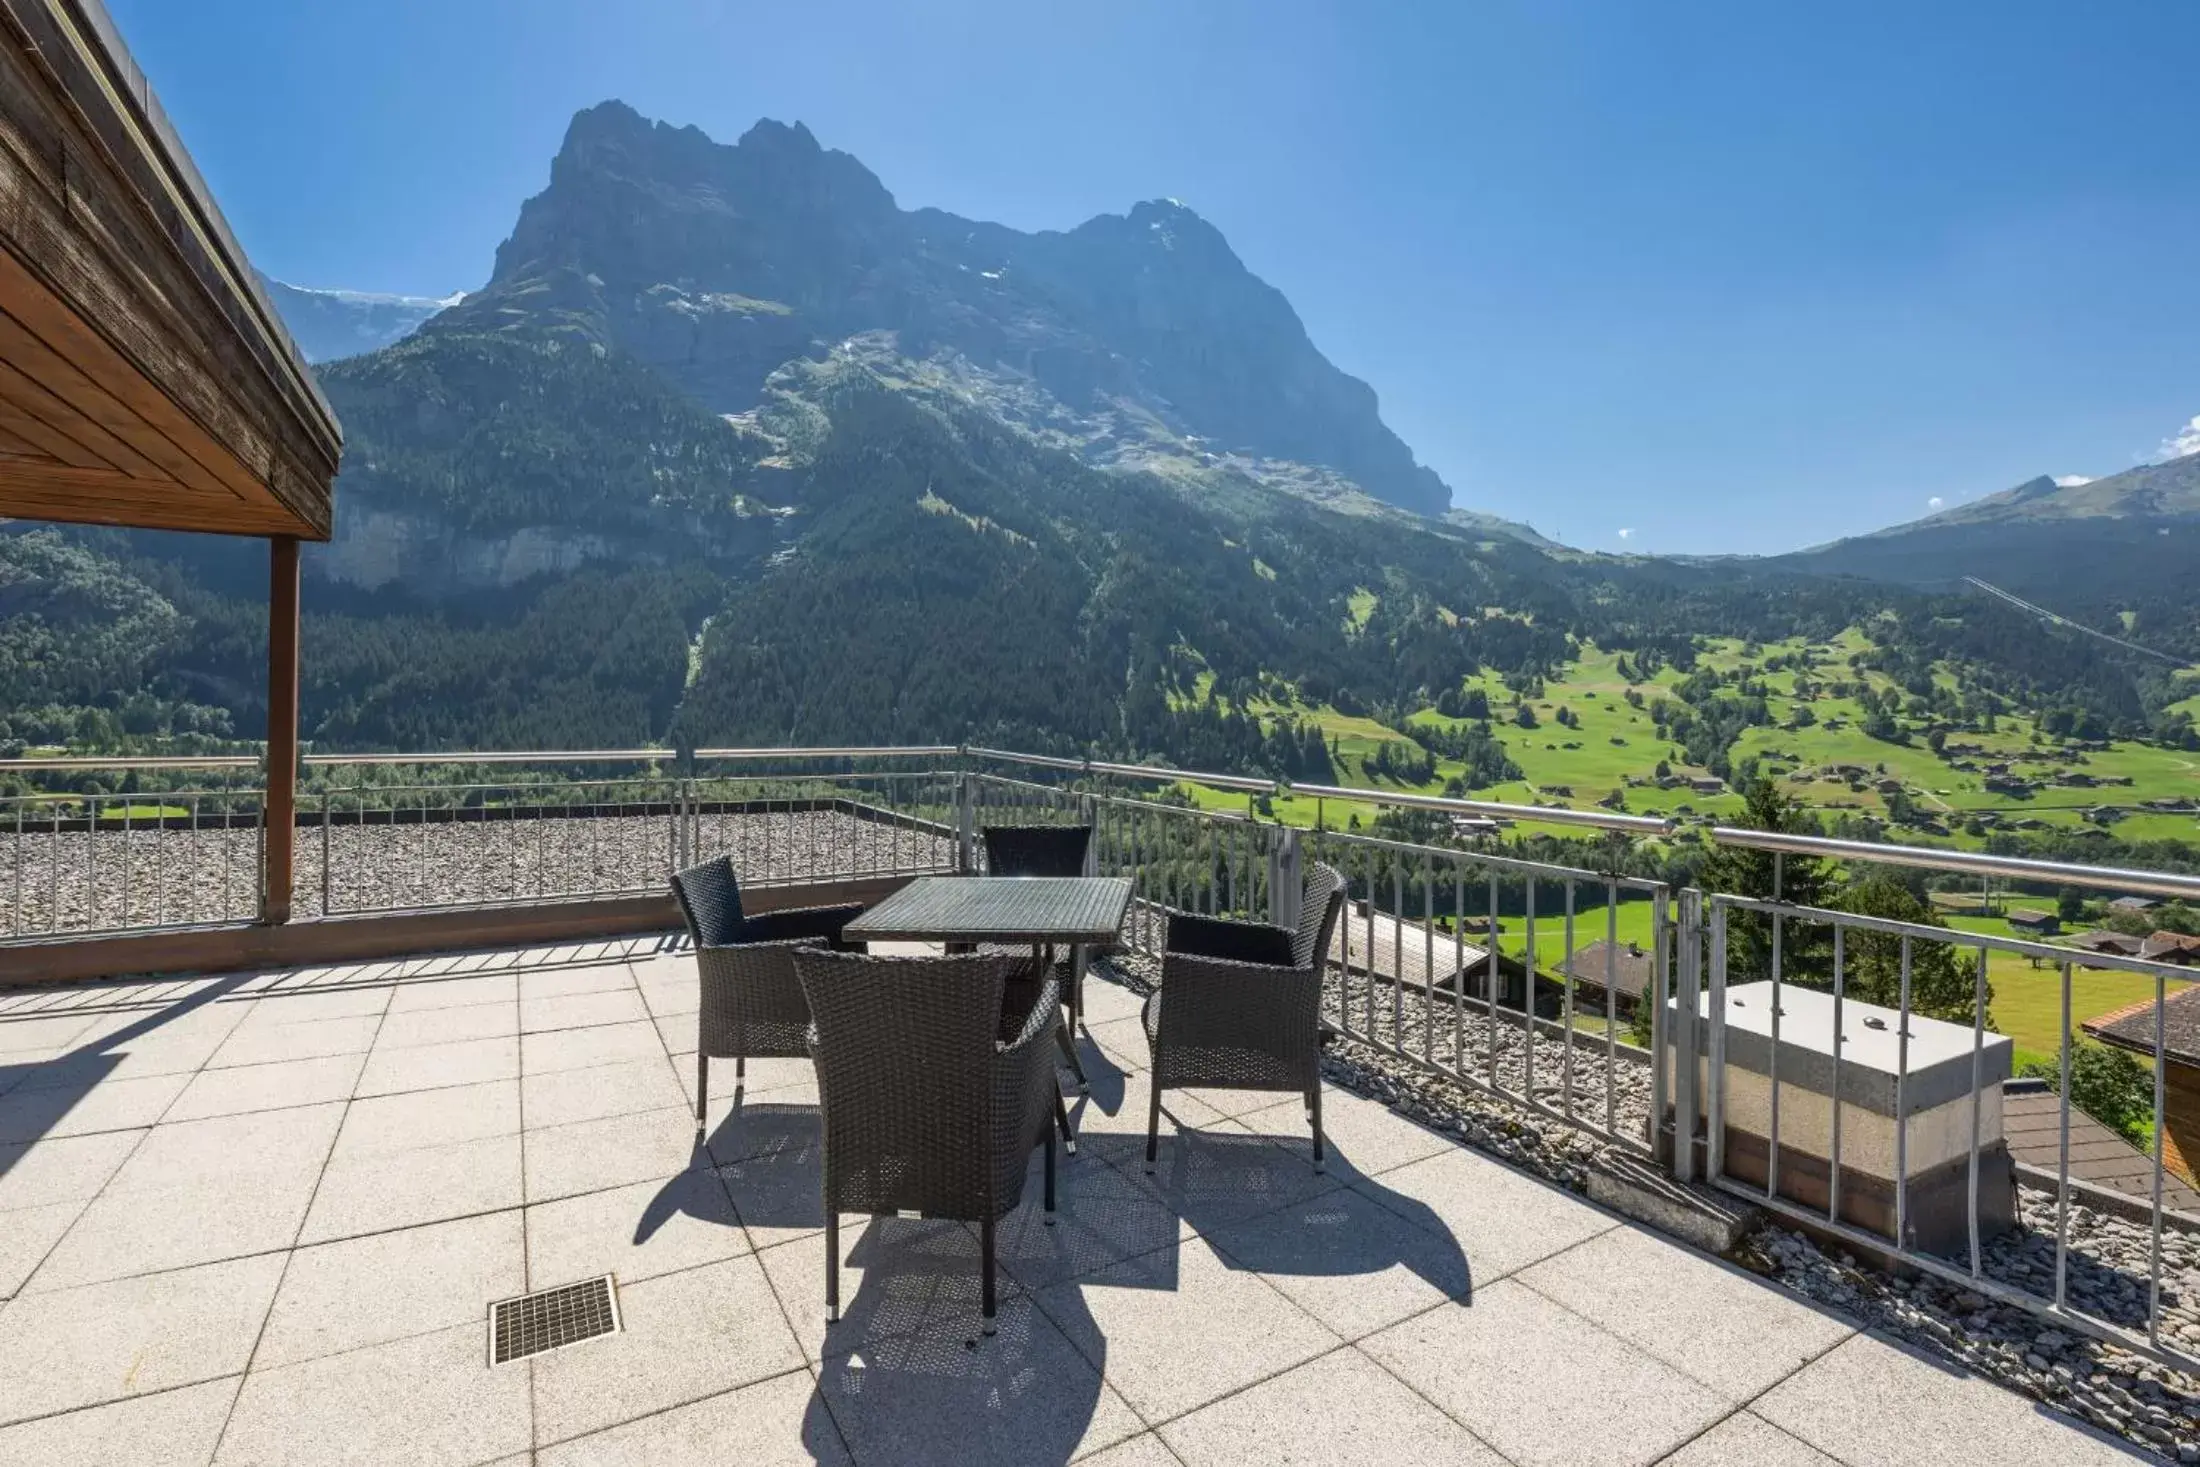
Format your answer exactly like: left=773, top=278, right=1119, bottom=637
left=0, top=938, right=2141, bottom=1466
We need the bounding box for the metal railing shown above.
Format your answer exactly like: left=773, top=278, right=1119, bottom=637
left=5, top=740, right=2197, bottom=1370
left=958, top=760, right=1669, bottom=1155
left=1684, top=830, right=2200, bottom=1371
left=1, top=758, right=265, bottom=938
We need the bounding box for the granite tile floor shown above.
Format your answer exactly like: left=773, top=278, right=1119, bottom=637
left=0, top=937, right=2144, bottom=1465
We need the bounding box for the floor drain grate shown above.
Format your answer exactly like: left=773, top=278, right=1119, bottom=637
left=488, top=1276, right=620, bottom=1365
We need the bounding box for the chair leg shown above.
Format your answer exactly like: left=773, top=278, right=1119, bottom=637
left=1310, top=1080, right=1325, bottom=1174
left=824, top=1200, right=840, bottom=1325
left=735, top=1054, right=745, bottom=1081
left=1044, top=1128, right=1057, bottom=1222
left=695, top=1054, right=708, bottom=1126
left=1055, top=1019, right=1089, bottom=1095
left=1146, top=1072, right=1163, bottom=1173
left=980, top=1216, right=997, bottom=1336
left=1070, top=943, right=1087, bottom=1034
left=1054, top=1085, right=1077, bottom=1156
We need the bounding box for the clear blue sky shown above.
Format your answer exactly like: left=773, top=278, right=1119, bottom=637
left=108, top=0, right=2200, bottom=555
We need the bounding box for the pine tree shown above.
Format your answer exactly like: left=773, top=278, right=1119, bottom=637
left=1699, top=779, right=1832, bottom=985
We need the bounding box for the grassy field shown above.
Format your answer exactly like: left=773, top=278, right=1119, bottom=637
left=1164, top=625, right=2200, bottom=855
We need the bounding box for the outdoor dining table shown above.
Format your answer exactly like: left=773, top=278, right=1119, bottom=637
left=844, top=874, right=1134, bottom=1144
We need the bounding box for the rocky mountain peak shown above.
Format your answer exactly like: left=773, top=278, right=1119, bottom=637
left=443, top=102, right=1453, bottom=518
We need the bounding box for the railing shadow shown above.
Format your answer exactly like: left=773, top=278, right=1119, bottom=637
left=0, top=973, right=250, bottom=1171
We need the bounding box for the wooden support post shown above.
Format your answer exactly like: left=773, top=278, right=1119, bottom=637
left=261, top=536, right=300, bottom=924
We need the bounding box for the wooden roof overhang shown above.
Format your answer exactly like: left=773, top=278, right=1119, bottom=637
left=0, top=0, right=339, bottom=539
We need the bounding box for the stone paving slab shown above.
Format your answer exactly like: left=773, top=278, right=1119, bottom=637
left=1517, top=1225, right=1856, bottom=1401
left=1751, top=1330, right=2141, bottom=1466
left=0, top=944, right=2156, bottom=1467
left=1361, top=1277, right=1731, bottom=1467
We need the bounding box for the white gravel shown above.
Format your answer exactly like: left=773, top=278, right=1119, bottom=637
left=0, top=806, right=954, bottom=936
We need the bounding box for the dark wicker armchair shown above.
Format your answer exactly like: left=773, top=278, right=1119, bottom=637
left=671, top=855, right=865, bottom=1125
left=795, top=949, right=1060, bottom=1336
left=980, top=823, right=1093, bottom=879
left=979, top=822, right=1097, bottom=1087
left=1143, top=861, right=1348, bottom=1173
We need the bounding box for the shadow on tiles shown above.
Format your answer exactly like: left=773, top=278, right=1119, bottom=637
left=797, top=1216, right=1113, bottom=1467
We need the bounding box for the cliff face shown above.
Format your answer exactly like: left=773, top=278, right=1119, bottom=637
left=431, top=101, right=1452, bottom=517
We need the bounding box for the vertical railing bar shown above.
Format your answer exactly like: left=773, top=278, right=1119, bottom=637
left=1562, top=881, right=1575, bottom=1123
left=1421, top=850, right=1435, bottom=1068
left=249, top=773, right=262, bottom=921
left=1707, top=900, right=1728, bottom=1181
left=1227, top=816, right=1240, bottom=917
left=51, top=800, right=61, bottom=932
left=1364, top=845, right=1378, bottom=1042
left=86, top=795, right=98, bottom=931
left=153, top=794, right=165, bottom=927
left=1829, top=923, right=1845, bottom=1225
left=1768, top=870, right=1784, bottom=1203
left=1390, top=858, right=1405, bottom=1055
left=1523, top=875, right=1538, bottom=1103
left=2152, top=968, right=2168, bottom=1349
left=1604, top=876, right=1618, bottom=1140
left=2055, top=959, right=2073, bottom=1312
left=123, top=796, right=132, bottom=928
left=1487, top=867, right=1501, bottom=1094
left=1895, top=935, right=1913, bottom=1250
left=1453, top=863, right=1466, bottom=1076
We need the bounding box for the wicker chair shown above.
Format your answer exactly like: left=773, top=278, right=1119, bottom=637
left=980, top=823, right=1096, bottom=1087
left=796, top=949, right=1060, bottom=1336
left=979, top=824, right=1093, bottom=879
left=671, top=855, right=865, bottom=1126
left=1143, top=861, right=1348, bottom=1173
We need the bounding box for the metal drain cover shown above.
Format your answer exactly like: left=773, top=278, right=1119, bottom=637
left=488, top=1275, right=620, bottom=1365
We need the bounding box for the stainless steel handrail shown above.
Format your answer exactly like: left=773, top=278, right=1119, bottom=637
left=692, top=746, right=961, bottom=761
left=1707, top=825, right=2200, bottom=902
left=1290, top=782, right=1673, bottom=836
left=0, top=755, right=260, bottom=771
left=965, top=746, right=1275, bottom=794
left=966, top=747, right=1676, bottom=831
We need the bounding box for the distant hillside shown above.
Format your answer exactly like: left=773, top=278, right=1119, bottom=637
left=1778, top=453, right=2200, bottom=660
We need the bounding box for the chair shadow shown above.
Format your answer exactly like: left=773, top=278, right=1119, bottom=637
left=669, top=1043, right=1470, bottom=1466
left=633, top=1081, right=823, bottom=1246
left=795, top=1216, right=1111, bottom=1467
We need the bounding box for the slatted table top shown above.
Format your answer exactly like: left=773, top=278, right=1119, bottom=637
left=844, top=875, right=1133, bottom=945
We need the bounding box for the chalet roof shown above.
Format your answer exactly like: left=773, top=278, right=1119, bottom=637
left=2141, top=931, right=2200, bottom=964
left=2007, top=909, right=2056, bottom=928
left=1554, top=938, right=1655, bottom=1002
left=2002, top=1079, right=2200, bottom=1211
left=2067, top=929, right=2146, bottom=955
left=0, top=0, right=340, bottom=538
left=2087, top=985, right=2200, bottom=1068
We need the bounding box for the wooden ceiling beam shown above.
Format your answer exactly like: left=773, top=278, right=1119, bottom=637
left=0, top=1, right=340, bottom=540
left=0, top=349, right=178, bottom=483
